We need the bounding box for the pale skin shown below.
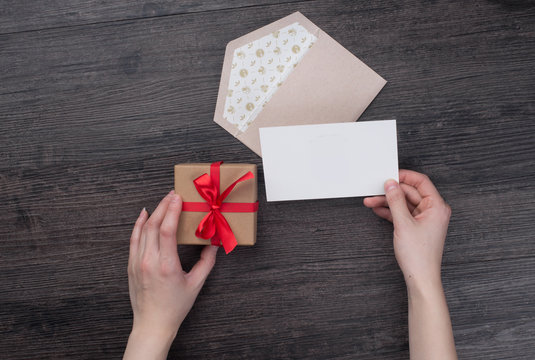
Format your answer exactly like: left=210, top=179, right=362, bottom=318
left=124, top=191, right=218, bottom=360
left=363, top=169, right=457, bottom=360
left=124, top=170, right=457, bottom=359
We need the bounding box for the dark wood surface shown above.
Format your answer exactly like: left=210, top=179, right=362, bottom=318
left=1, top=1, right=534, bottom=359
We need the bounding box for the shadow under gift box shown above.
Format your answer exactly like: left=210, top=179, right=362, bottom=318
left=174, top=163, right=257, bottom=246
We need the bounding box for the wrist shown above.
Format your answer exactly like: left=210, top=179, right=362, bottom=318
left=133, top=316, right=180, bottom=340
left=124, top=324, right=176, bottom=360
left=405, top=272, right=444, bottom=302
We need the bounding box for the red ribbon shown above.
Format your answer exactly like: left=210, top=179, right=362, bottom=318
left=182, top=161, right=258, bottom=254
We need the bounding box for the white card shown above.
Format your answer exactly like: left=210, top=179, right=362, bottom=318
left=260, top=120, right=398, bottom=201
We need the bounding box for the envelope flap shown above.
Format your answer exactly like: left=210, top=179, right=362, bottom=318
left=215, top=12, right=321, bottom=137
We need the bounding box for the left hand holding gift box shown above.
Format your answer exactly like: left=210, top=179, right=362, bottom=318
left=124, top=162, right=258, bottom=359
left=124, top=191, right=218, bottom=360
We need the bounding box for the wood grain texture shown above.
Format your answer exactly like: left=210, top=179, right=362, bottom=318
left=0, top=0, right=311, bottom=34
left=1, top=0, right=534, bottom=359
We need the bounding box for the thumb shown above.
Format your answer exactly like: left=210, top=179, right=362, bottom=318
left=384, top=179, right=412, bottom=226
left=187, top=245, right=218, bottom=288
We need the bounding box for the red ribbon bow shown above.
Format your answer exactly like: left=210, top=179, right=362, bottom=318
left=181, top=161, right=258, bottom=254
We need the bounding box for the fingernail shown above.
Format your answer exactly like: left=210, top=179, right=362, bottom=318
left=168, top=190, right=175, bottom=196
left=384, top=179, right=398, bottom=193
left=171, top=194, right=181, bottom=203
left=139, top=207, right=146, bottom=216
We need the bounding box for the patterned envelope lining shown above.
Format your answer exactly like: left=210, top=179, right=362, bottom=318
left=223, top=22, right=317, bottom=132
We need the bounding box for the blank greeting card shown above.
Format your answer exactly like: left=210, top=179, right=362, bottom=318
left=260, top=120, right=398, bottom=201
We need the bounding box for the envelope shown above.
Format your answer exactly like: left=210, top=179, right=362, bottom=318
left=259, top=120, right=399, bottom=201
left=214, top=12, right=387, bottom=156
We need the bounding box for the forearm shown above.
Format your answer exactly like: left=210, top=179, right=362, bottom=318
left=407, top=277, right=457, bottom=360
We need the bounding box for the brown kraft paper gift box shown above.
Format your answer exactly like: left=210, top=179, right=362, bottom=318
left=174, top=163, right=257, bottom=246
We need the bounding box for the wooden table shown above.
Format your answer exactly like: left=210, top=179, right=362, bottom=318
left=1, top=1, right=534, bottom=359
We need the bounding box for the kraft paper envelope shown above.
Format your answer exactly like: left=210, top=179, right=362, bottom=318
left=214, top=12, right=387, bottom=156
left=260, top=120, right=398, bottom=201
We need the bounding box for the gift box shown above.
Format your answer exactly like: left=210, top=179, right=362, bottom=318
left=174, top=162, right=258, bottom=254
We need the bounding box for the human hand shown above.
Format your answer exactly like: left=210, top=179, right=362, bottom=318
left=124, top=191, right=218, bottom=360
left=363, top=170, right=451, bottom=291
left=364, top=171, right=457, bottom=359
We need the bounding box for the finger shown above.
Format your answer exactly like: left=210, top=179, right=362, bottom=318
left=186, top=245, right=218, bottom=289
left=412, top=196, right=436, bottom=218
left=365, top=193, right=416, bottom=213
left=399, top=169, right=442, bottom=199
left=400, top=183, right=423, bottom=207
left=384, top=179, right=413, bottom=227
left=363, top=196, right=386, bottom=208
left=412, top=205, right=424, bottom=218
left=140, top=190, right=174, bottom=257
left=372, top=207, right=393, bottom=222
left=130, top=208, right=148, bottom=262
left=159, top=193, right=183, bottom=269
